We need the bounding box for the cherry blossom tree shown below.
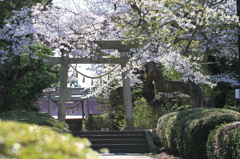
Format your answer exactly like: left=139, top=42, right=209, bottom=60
left=123, top=0, right=239, bottom=108
left=0, top=0, right=118, bottom=109
left=83, top=0, right=239, bottom=108
left=0, top=0, right=238, bottom=109
left=0, top=0, right=53, bottom=108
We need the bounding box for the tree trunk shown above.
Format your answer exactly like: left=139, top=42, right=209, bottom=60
left=143, top=62, right=209, bottom=108
left=143, top=62, right=155, bottom=103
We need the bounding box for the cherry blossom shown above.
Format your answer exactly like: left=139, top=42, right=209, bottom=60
left=0, top=0, right=239, bottom=102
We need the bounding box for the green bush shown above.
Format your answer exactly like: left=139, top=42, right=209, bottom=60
left=82, top=114, right=117, bottom=131
left=156, top=108, right=240, bottom=159
left=207, top=122, right=240, bottom=159
left=157, top=109, right=204, bottom=154
left=0, top=120, right=99, bottom=159
left=0, top=111, right=68, bottom=133
left=133, top=97, right=170, bottom=130
left=156, top=112, right=178, bottom=153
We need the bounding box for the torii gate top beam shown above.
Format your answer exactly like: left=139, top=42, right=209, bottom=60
left=93, top=40, right=139, bottom=52
left=44, top=40, right=139, bottom=64
left=44, top=57, right=123, bottom=64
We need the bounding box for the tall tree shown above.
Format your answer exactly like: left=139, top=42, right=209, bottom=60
left=0, top=0, right=108, bottom=109
left=1, top=45, right=60, bottom=112
left=84, top=0, right=239, bottom=108
left=0, top=0, right=53, bottom=109
left=0, top=0, right=238, bottom=110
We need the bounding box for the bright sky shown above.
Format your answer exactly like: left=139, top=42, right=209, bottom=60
left=52, top=0, right=89, bottom=11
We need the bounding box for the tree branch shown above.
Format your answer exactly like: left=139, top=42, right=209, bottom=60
left=144, top=62, right=208, bottom=108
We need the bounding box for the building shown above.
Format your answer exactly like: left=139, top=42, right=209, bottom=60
left=38, top=87, right=103, bottom=131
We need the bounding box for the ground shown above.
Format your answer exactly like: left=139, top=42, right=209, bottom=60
left=153, top=152, right=182, bottom=159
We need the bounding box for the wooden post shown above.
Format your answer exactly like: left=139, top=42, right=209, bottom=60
left=84, top=98, right=89, bottom=118
left=48, top=92, right=53, bottom=117
left=58, top=51, right=69, bottom=122
left=120, top=52, right=137, bottom=130
left=82, top=101, right=85, bottom=119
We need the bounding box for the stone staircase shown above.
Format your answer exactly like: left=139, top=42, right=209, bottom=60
left=71, top=130, right=156, bottom=153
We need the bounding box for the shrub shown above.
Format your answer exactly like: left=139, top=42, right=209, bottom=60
left=157, top=108, right=205, bottom=154
left=133, top=97, right=170, bottom=130
left=0, top=120, right=99, bottom=159
left=0, top=111, right=68, bottom=133
left=207, top=122, right=240, bottom=159
left=82, top=114, right=117, bottom=131
left=156, top=112, right=178, bottom=153
left=156, top=108, right=240, bottom=159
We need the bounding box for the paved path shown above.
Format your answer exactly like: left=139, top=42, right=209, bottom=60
left=99, top=153, right=153, bottom=159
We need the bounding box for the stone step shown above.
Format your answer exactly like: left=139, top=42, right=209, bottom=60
left=90, top=139, right=148, bottom=144
left=71, top=130, right=146, bottom=135
left=91, top=143, right=149, bottom=150
left=77, top=134, right=145, bottom=139
left=71, top=131, right=156, bottom=153
left=102, top=149, right=150, bottom=153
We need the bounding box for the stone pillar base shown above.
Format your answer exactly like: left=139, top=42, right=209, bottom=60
left=124, top=126, right=138, bottom=130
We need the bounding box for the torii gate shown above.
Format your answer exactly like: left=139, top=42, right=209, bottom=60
left=45, top=40, right=138, bottom=130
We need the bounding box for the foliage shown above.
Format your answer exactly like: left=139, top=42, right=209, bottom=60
left=1, top=45, right=60, bottom=112
left=204, top=49, right=240, bottom=108
left=0, top=120, right=99, bottom=159
left=156, top=112, right=178, bottom=153
left=82, top=114, right=118, bottom=131
left=156, top=108, right=240, bottom=159
left=207, top=122, right=240, bottom=159
left=117, top=118, right=127, bottom=131
left=72, top=0, right=240, bottom=108
left=0, top=0, right=52, bottom=27
left=0, top=111, right=68, bottom=134
left=0, top=0, right=239, bottom=125
left=224, top=104, right=240, bottom=113
left=0, top=0, right=54, bottom=108
left=96, top=87, right=173, bottom=131
left=96, top=88, right=124, bottom=120
left=95, top=88, right=125, bottom=130
left=133, top=97, right=170, bottom=130
left=113, top=0, right=238, bottom=86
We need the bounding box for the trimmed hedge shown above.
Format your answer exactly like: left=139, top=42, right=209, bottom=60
left=0, top=120, right=99, bottom=159
left=156, top=109, right=240, bottom=159
left=207, top=122, right=240, bottom=159
left=156, top=112, right=178, bottom=153
left=0, top=111, right=68, bottom=133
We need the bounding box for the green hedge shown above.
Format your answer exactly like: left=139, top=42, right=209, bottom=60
left=0, top=111, right=68, bottom=133
left=156, top=112, right=178, bottom=153
left=207, top=122, right=240, bottom=159
left=0, top=120, right=99, bottom=159
left=156, top=109, right=240, bottom=159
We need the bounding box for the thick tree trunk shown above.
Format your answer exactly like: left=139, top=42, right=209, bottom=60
left=143, top=62, right=209, bottom=108
left=143, top=62, right=155, bottom=103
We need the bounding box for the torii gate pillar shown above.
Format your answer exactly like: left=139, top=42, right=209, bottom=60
left=58, top=51, right=69, bottom=122
left=121, top=52, right=137, bottom=130
left=94, top=40, right=138, bottom=130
